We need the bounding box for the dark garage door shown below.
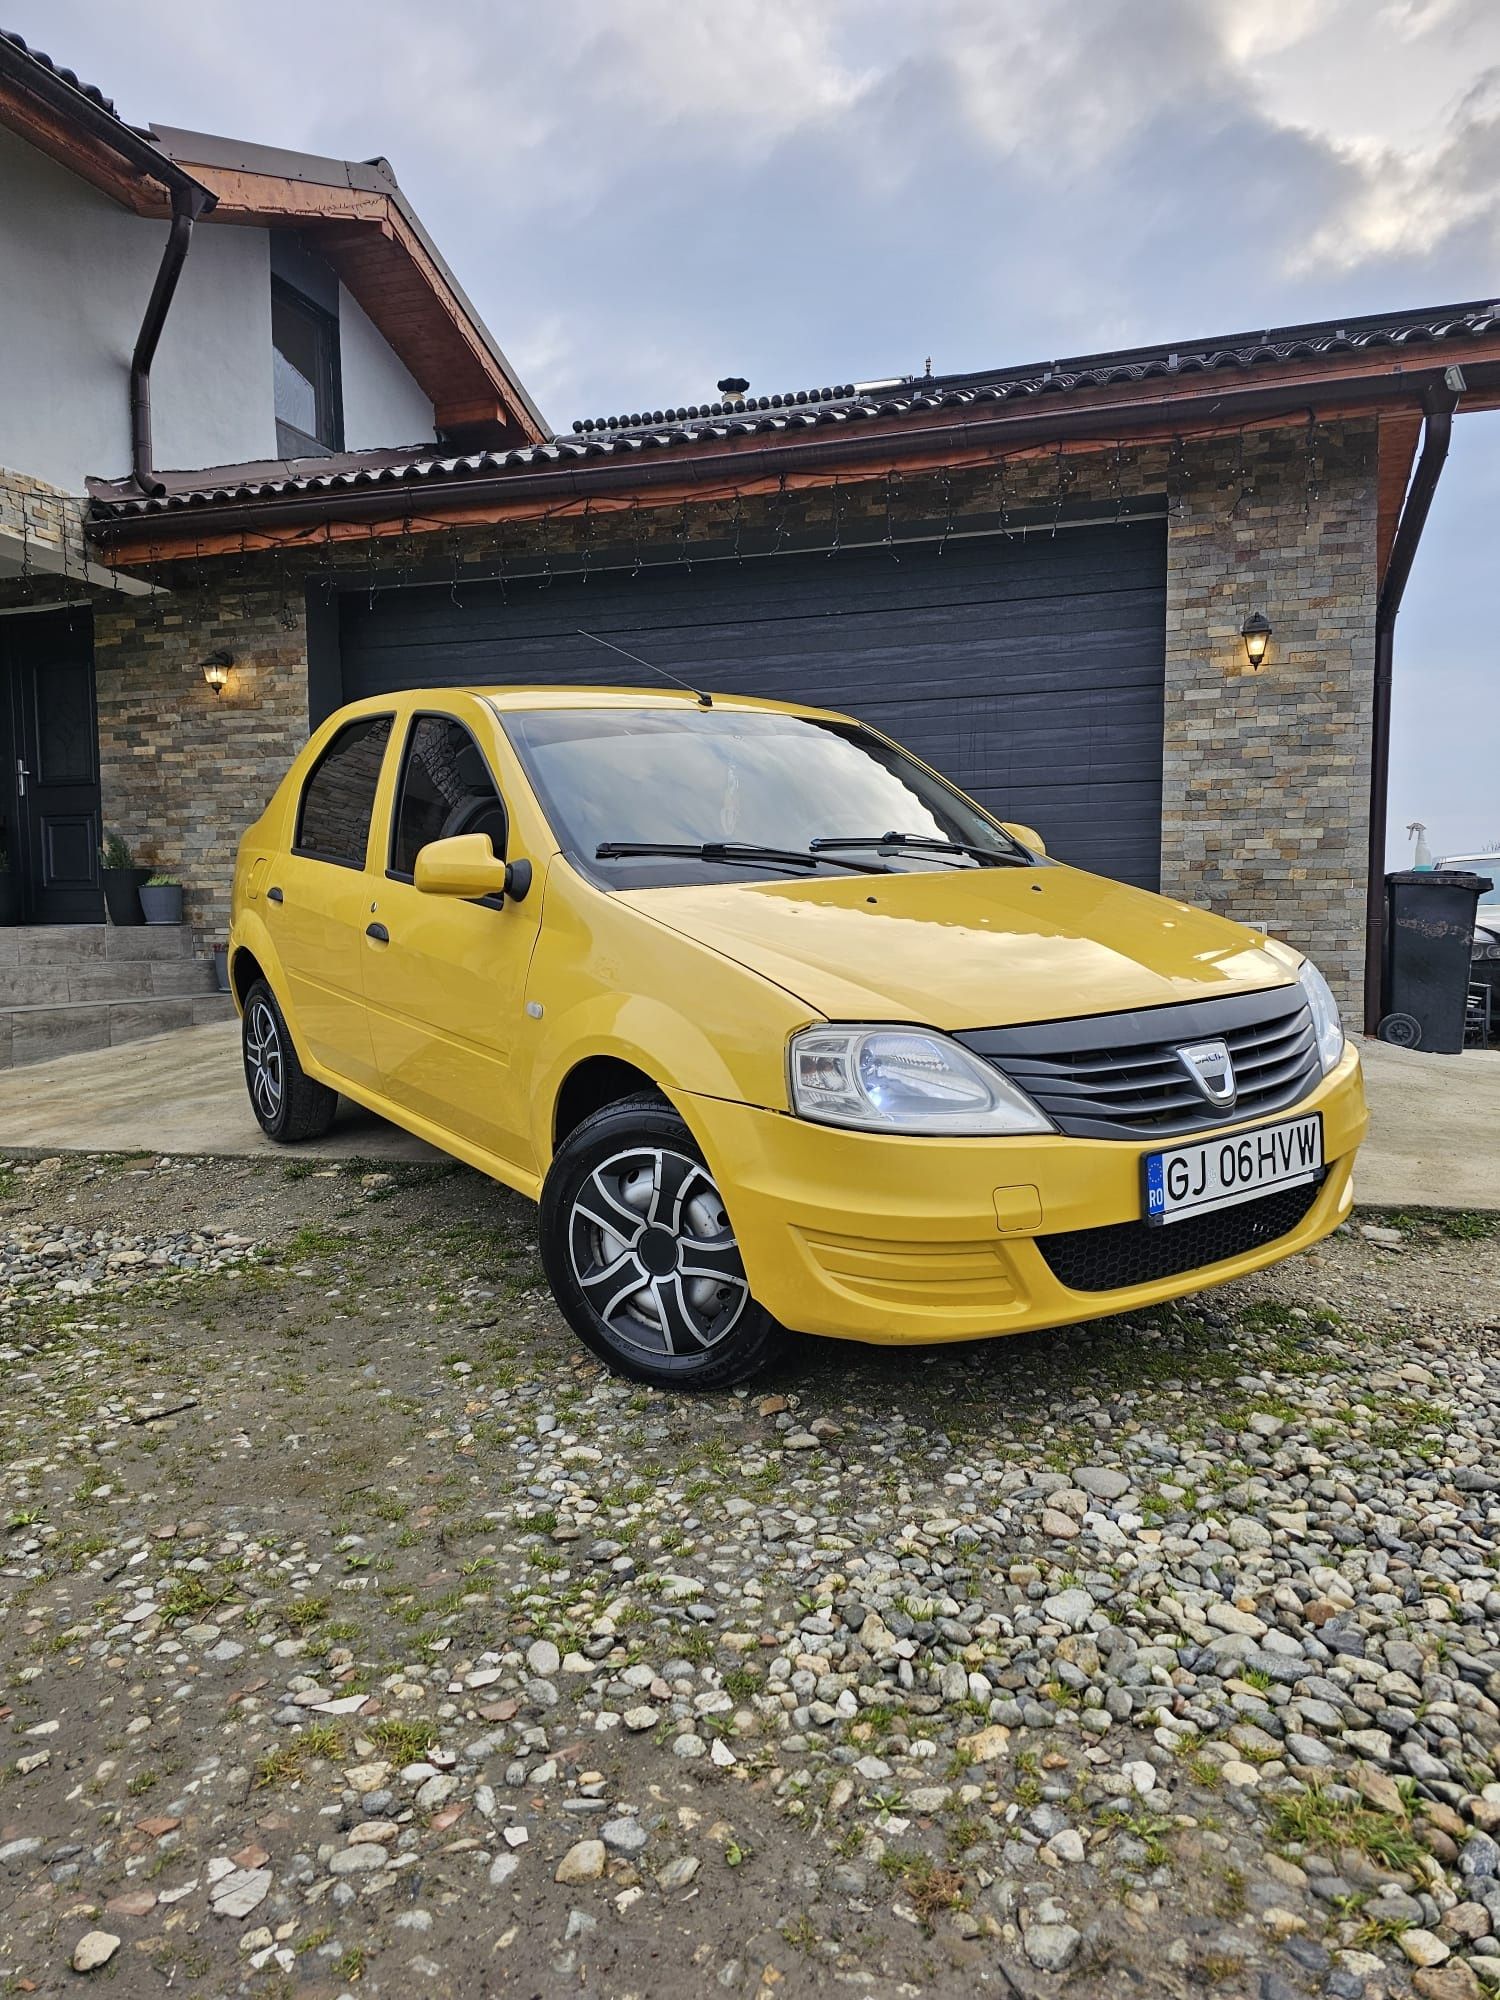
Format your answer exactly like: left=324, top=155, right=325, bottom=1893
left=335, top=519, right=1166, bottom=887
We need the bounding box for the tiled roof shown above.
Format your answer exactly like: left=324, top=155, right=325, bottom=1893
left=88, top=299, right=1500, bottom=523
left=1, top=26, right=213, bottom=205
left=1, top=27, right=121, bottom=118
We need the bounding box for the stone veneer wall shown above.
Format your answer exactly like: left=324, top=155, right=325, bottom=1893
left=85, top=421, right=1378, bottom=1009
left=0, top=468, right=98, bottom=608
left=1162, top=421, right=1377, bottom=1007
left=92, top=579, right=311, bottom=922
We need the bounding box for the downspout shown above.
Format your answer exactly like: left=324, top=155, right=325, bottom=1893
left=1362, top=369, right=1464, bottom=1031
left=130, top=185, right=212, bottom=496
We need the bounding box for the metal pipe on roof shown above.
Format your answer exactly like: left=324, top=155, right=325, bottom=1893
left=130, top=184, right=213, bottom=496
left=1362, top=370, right=1462, bottom=1034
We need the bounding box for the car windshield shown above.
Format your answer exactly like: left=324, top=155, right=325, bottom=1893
left=498, top=706, right=1028, bottom=888
left=1445, top=862, right=1500, bottom=909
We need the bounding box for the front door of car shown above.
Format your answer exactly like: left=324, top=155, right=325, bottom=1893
left=268, top=712, right=391, bottom=1092
left=363, top=711, right=541, bottom=1174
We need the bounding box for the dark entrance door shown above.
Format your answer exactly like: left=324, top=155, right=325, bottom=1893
left=1, top=608, right=103, bottom=924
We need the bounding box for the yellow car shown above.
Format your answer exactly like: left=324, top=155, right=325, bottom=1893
left=229, top=686, right=1366, bottom=1389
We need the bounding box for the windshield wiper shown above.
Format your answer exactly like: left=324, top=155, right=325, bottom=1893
left=809, top=831, right=1029, bottom=866
left=595, top=840, right=888, bottom=874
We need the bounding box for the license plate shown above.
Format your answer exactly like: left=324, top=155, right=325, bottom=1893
left=1143, top=1113, right=1323, bottom=1226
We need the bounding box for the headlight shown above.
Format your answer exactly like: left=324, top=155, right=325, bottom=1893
left=1297, top=958, right=1346, bottom=1076
left=788, top=1025, right=1054, bottom=1135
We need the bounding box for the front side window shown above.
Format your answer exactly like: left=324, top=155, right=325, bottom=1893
left=272, top=278, right=342, bottom=456
left=390, top=715, right=507, bottom=877
left=500, top=706, right=1024, bottom=888
left=294, top=715, right=392, bottom=868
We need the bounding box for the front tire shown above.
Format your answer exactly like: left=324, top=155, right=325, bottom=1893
left=241, top=979, right=338, bottom=1143
left=540, top=1093, right=786, bottom=1389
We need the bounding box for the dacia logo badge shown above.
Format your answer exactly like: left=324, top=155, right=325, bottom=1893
left=1175, top=1038, right=1237, bottom=1109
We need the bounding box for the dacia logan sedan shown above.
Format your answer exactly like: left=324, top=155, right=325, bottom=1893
left=229, top=687, right=1367, bottom=1389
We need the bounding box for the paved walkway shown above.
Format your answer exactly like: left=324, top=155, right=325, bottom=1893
left=0, top=1020, right=1494, bottom=1207
left=1353, top=1036, right=1500, bottom=1209
left=0, top=1022, right=439, bottom=1163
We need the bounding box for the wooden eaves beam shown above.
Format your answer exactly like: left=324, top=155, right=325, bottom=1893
left=173, top=162, right=538, bottom=446
left=0, top=76, right=170, bottom=215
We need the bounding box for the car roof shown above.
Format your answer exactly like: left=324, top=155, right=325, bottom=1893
left=330, top=685, right=851, bottom=724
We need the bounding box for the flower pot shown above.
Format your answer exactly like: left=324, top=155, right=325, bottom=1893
left=101, top=866, right=150, bottom=926
left=139, top=882, right=184, bottom=925
left=0, top=872, right=18, bottom=926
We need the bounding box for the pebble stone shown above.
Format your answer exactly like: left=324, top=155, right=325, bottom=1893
left=3, top=1156, right=1500, bottom=1998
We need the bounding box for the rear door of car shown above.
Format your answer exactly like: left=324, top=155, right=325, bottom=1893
left=270, top=711, right=392, bottom=1091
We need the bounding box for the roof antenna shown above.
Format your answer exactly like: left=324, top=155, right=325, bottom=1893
left=576, top=629, right=712, bottom=707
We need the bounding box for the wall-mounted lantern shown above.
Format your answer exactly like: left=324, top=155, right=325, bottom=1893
left=201, top=648, right=233, bottom=695
left=1240, top=612, right=1272, bottom=670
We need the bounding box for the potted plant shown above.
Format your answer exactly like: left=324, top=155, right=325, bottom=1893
left=0, top=825, right=17, bottom=926
left=139, top=873, right=184, bottom=925
left=99, top=830, right=149, bottom=927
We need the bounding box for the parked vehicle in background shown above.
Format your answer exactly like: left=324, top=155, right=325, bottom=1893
left=1439, top=851, right=1500, bottom=1043
left=229, top=687, right=1368, bottom=1389
left=1437, top=853, right=1500, bottom=957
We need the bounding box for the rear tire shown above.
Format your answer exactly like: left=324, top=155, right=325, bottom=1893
left=242, top=978, right=338, bottom=1143
left=540, top=1093, right=787, bottom=1390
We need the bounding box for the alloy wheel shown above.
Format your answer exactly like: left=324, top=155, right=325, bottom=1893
left=245, top=997, right=284, bottom=1124
left=567, top=1146, right=749, bottom=1356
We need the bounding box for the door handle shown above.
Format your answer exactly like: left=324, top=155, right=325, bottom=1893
left=266, top=886, right=283, bottom=905
left=365, top=921, right=389, bottom=943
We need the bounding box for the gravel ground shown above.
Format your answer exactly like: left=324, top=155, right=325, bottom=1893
left=2, top=1150, right=1499, bottom=2000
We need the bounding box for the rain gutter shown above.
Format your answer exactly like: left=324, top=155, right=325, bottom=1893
left=130, top=182, right=215, bottom=496
left=1362, top=369, right=1463, bottom=1033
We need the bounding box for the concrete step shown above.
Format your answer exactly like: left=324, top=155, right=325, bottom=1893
left=0, top=958, right=219, bottom=1006
left=0, top=992, right=235, bottom=1071
left=0, top=924, right=210, bottom=967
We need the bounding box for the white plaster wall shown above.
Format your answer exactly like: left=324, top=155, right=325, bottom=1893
left=338, top=282, right=435, bottom=450
left=153, top=225, right=274, bottom=472
left=0, top=123, right=276, bottom=489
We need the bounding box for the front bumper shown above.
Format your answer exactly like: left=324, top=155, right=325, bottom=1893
left=679, top=1041, right=1367, bottom=1345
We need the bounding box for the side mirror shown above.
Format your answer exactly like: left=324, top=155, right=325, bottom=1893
left=999, top=822, right=1046, bottom=856
left=414, top=833, right=529, bottom=902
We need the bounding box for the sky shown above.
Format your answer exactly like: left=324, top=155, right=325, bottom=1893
left=11, top=0, right=1498, bottom=865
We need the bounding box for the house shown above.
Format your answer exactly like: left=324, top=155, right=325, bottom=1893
left=0, top=27, right=539, bottom=1059
left=2, top=28, right=1499, bottom=1072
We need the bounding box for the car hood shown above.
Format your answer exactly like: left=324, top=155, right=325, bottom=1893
left=619, top=863, right=1297, bottom=1029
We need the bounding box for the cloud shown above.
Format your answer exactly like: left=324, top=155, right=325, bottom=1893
left=4, top=0, right=1497, bottom=845
left=15, top=0, right=1498, bottom=417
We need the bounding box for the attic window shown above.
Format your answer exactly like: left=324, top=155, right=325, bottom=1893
left=272, top=277, right=342, bottom=457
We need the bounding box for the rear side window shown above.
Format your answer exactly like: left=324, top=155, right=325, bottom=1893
left=389, top=715, right=507, bottom=877
left=294, top=715, right=392, bottom=867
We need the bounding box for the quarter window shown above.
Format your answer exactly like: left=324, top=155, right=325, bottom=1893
left=390, top=715, right=507, bottom=877
left=294, top=715, right=392, bottom=868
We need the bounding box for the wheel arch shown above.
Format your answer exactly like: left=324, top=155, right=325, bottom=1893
left=552, top=1054, right=669, bottom=1152
left=229, top=943, right=268, bottom=1011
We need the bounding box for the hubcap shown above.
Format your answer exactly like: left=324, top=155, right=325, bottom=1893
left=244, top=997, right=284, bottom=1124
left=568, top=1146, right=749, bottom=1357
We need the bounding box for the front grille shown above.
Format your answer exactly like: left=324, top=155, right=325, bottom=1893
left=1038, top=1176, right=1325, bottom=1293
left=955, top=985, right=1321, bottom=1140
